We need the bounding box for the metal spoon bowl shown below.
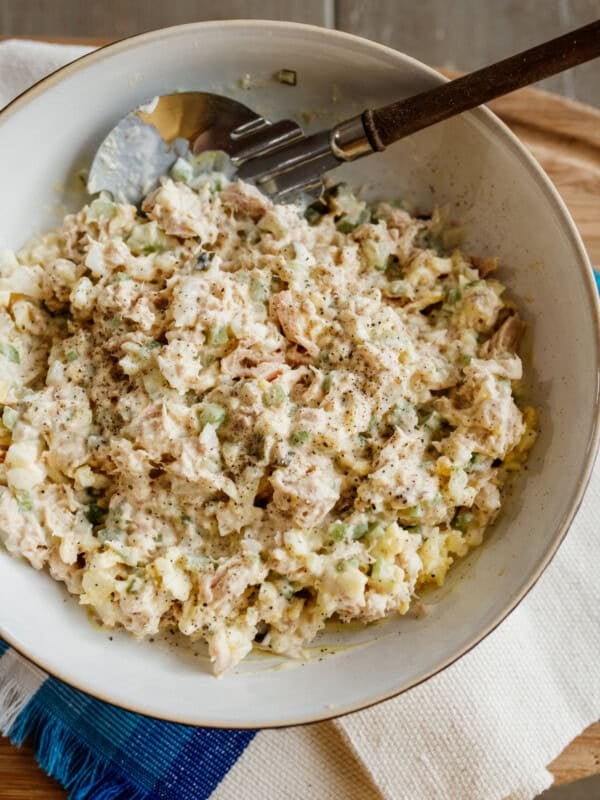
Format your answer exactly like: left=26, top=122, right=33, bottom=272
left=88, top=20, right=599, bottom=205
left=87, top=91, right=305, bottom=204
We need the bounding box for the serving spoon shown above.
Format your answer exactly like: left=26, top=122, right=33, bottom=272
left=88, top=19, right=600, bottom=204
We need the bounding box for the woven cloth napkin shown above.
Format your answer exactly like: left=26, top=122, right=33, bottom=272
left=1, top=39, right=600, bottom=800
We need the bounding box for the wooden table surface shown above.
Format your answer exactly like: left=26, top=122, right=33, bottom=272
left=0, top=41, right=599, bottom=798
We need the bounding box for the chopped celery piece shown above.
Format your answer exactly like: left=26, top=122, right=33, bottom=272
left=336, top=218, right=356, bottom=234
left=290, top=430, right=310, bottom=446
left=88, top=197, right=116, bottom=220
left=97, top=527, right=126, bottom=544
left=423, top=411, right=443, bottom=434
left=446, top=287, right=462, bottom=305
left=250, top=278, right=269, bottom=303
left=453, top=511, right=474, bottom=532
left=65, top=349, right=79, bottom=362
left=352, top=521, right=370, bottom=540
left=127, top=223, right=167, bottom=256
left=1, top=343, right=20, bottom=364
left=2, top=406, right=18, bottom=430
left=206, top=326, right=229, bottom=346
left=170, top=157, right=194, bottom=184
left=263, top=384, right=286, bottom=408
left=85, top=499, right=105, bottom=525
left=198, top=403, right=227, bottom=429
left=370, top=558, right=396, bottom=591
left=371, top=558, right=393, bottom=581
left=328, top=521, right=350, bottom=542
left=191, top=151, right=231, bottom=173
left=276, top=68, right=297, bottom=86
left=15, top=490, right=33, bottom=512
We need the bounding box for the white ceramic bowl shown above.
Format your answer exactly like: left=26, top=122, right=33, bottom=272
left=1, top=21, right=598, bottom=728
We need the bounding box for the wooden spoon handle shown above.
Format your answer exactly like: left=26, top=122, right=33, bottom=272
left=362, top=19, right=600, bottom=150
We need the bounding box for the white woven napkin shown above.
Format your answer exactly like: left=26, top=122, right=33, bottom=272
left=0, top=40, right=93, bottom=107
left=2, top=38, right=599, bottom=800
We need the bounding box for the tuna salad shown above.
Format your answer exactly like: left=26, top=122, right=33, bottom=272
left=0, top=168, right=536, bottom=674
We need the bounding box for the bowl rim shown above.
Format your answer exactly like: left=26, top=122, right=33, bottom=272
left=1, top=19, right=599, bottom=729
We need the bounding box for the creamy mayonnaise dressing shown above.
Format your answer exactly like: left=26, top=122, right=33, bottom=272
left=0, top=172, right=536, bottom=674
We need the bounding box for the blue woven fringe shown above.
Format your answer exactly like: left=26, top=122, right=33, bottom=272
left=9, top=698, right=151, bottom=800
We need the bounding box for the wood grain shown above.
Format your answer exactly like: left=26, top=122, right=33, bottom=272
left=0, top=64, right=599, bottom=798
left=449, top=71, right=600, bottom=267
left=0, top=0, right=329, bottom=38
left=1, top=721, right=599, bottom=796
left=0, top=739, right=65, bottom=798
left=336, top=0, right=600, bottom=108
left=0, top=35, right=114, bottom=47
left=550, top=723, right=600, bottom=786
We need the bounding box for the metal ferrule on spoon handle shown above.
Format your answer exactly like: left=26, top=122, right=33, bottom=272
left=330, top=116, right=374, bottom=161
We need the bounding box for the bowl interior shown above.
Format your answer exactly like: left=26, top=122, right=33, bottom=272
left=0, top=21, right=598, bottom=727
